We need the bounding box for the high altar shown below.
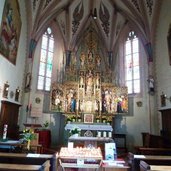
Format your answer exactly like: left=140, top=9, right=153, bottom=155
left=50, top=28, right=128, bottom=123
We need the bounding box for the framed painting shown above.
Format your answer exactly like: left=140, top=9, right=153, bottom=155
left=0, top=0, right=21, bottom=65
left=84, top=114, right=94, bottom=123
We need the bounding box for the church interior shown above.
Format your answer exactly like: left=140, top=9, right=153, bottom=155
left=0, top=0, right=171, bottom=170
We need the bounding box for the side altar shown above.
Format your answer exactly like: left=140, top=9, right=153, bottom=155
left=49, top=29, right=128, bottom=123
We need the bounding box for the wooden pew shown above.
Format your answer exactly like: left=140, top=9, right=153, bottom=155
left=140, top=160, right=171, bottom=171
left=0, top=152, right=57, bottom=171
left=135, top=147, right=171, bottom=155
left=127, top=152, right=171, bottom=171
left=0, top=160, right=50, bottom=171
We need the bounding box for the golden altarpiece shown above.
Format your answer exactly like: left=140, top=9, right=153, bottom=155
left=50, top=31, right=128, bottom=124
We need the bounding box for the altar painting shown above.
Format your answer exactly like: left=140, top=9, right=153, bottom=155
left=0, top=0, right=21, bottom=65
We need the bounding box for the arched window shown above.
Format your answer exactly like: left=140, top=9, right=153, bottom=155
left=125, top=31, right=140, bottom=94
left=37, top=27, right=54, bottom=91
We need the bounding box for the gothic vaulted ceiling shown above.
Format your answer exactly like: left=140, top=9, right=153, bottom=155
left=26, top=0, right=161, bottom=61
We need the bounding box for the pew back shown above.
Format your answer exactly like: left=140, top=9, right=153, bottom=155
left=128, top=152, right=171, bottom=171
left=0, top=152, right=57, bottom=171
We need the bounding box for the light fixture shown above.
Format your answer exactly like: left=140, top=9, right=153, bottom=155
left=93, top=8, right=97, bottom=19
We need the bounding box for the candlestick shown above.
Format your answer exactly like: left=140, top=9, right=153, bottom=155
left=3, top=124, right=8, bottom=139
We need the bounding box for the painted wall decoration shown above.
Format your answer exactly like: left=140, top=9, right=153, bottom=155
left=0, top=0, right=21, bottom=65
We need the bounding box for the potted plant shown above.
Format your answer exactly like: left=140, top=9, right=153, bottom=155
left=71, top=116, right=76, bottom=122
left=102, top=117, right=107, bottom=123
left=20, top=128, right=36, bottom=150
left=69, top=126, right=81, bottom=137
left=43, top=120, right=49, bottom=129
left=95, top=116, right=100, bottom=123
left=66, top=116, right=72, bottom=123
left=77, top=116, right=82, bottom=122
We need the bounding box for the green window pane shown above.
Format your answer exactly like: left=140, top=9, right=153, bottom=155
left=46, top=64, right=52, bottom=77
left=47, top=52, right=53, bottom=64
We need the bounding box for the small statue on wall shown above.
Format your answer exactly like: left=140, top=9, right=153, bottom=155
left=25, top=72, right=31, bottom=92
left=15, top=87, right=20, bottom=101
left=147, top=75, right=155, bottom=95
left=161, top=92, right=166, bottom=107
left=3, top=81, right=9, bottom=98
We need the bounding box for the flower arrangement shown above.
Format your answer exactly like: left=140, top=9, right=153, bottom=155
left=71, top=116, right=76, bottom=122
left=95, top=115, right=101, bottom=122
left=77, top=116, right=82, bottom=122
left=20, top=128, right=37, bottom=150
left=69, top=126, right=81, bottom=135
left=66, top=115, right=72, bottom=123
left=102, top=116, right=107, bottom=123
left=20, top=128, right=36, bottom=142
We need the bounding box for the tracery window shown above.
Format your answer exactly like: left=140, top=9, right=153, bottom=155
left=124, top=31, right=140, bottom=94
left=37, top=27, right=54, bottom=91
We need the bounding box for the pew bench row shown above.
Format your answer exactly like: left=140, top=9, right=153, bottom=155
left=0, top=160, right=50, bottom=171
left=140, top=160, right=171, bottom=171
left=128, top=152, right=171, bottom=171
left=0, top=152, right=57, bottom=171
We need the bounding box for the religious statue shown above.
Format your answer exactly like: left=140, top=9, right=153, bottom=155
left=88, top=51, right=93, bottom=62
left=79, top=71, right=84, bottom=88
left=86, top=70, right=94, bottom=95
left=95, top=72, right=100, bottom=88
left=104, top=90, right=112, bottom=113
left=66, top=89, right=74, bottom=112
left=147, top=75, right=155, bottom=95
left=80, top=52, right=85, bottom=66
left=95, top=55, right=101, bottom=67
left=71, top=97, right=76, bottom=112
left=161, top=92, right=166, bottom=107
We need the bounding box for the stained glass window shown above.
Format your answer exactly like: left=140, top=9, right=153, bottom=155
left=37, top=27, right=54, bottom=91
left=125, top=31, right=140, bottom=94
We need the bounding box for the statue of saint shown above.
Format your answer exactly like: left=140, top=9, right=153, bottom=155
left=95, top=72, right=100, bottom=88
left=66, top=89, right=74, bottom=111
left=105, top=90, right=112, bottom=112
left=80, top=52, right=85, bottom=66
left=95, top=55, right=101, bottom=67
left=79, top=71, right=84, bottom=88
left=86, top=70, right=94, bottom=95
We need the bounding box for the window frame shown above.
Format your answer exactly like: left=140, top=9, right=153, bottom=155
left=37, top=28, right=54, bottom=92
left=124, top=31, right=141, bottom=95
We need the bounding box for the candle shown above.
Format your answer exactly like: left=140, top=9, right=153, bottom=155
left=108, top=132, right=112, bottom=138
left=97, top=131, right=101, bottom=137
left=103, top=131, right=106, bottom=137
left=3, top=124, right=8, bottom=139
